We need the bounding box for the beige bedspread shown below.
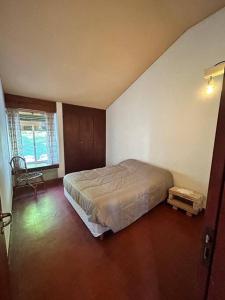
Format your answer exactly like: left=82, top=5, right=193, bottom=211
left=63, top=159, right=173, bottom=232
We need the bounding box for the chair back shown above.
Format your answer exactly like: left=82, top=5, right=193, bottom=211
left=10, top=156, right=28, bottom=175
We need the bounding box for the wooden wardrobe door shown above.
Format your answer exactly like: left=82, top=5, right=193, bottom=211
left=93, top=109, right=106, bottom=168
left=78, top=108, right=94, bottom=171
left=63, top=103, right=106, bottom=174
left=63, top=104, right=80, bottom=174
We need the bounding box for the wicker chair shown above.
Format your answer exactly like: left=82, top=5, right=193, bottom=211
left=10, top=156, right=45, bottom=197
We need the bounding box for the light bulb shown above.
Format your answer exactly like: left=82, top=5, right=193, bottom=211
left=206, top=76, right=215, bottom=94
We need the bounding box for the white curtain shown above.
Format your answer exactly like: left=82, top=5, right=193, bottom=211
left=7, top=109, right=59, bottom=165
left=45, top=112, right=59, bottom=165
left=6, top=109, right=23, bottom=158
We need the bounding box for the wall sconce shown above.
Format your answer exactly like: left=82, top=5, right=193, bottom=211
left=204, top=61, right=225, bottom=94
left=206, top=76, right=215, bottom=94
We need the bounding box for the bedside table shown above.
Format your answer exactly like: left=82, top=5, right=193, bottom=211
left=167, top=187, right=204, bottom=216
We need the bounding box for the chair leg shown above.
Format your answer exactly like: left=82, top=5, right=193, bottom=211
left=28, top=182, right=37, bottom=198
left=34, top=185, right=37, bottom=198
left=42, top=175, right=46, bottom=191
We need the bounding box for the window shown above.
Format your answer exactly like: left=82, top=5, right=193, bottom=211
left=7, top=109, right=59, bottom=167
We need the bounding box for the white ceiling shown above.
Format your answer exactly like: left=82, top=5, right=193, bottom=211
left=0, top=0, right=225, bottom=109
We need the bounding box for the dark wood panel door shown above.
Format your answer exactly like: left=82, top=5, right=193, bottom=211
left=63, top=104, right=106, bottom=174
left=0, top=198, right=11, bottom=300
left=198, top=71, right=225, bottom=299
left=207, top=181, right=225, bottom=299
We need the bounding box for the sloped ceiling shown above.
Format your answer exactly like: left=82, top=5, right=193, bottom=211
left=0, top=1, right=225, bottom=109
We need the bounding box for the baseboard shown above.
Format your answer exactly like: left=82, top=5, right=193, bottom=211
left=46, top=177, right=63, bottom=185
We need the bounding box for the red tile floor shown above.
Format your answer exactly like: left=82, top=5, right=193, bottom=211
left=9, top=181, right=204, bottom=300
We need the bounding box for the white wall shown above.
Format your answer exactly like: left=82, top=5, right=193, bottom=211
left=0, top=80, right=13, bottom=251
left=107, top=8, right=225, bottom=202
left=56, top=102, right=65, bottom=178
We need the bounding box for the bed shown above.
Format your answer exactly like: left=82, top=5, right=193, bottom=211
left=63, top=159, right=173, bottom=237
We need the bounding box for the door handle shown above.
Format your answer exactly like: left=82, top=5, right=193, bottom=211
left=0, top=212, right=12, bottom=234
left=202, top=227, right=214, bottom=266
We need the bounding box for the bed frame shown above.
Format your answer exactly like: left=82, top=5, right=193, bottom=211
left=64, top=188, right=109, bottom=238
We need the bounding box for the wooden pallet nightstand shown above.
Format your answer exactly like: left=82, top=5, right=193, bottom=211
left=167, top=187, right=204, bottom=216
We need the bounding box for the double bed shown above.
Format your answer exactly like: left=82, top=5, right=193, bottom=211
left=63, top=159, right=173, bottom=237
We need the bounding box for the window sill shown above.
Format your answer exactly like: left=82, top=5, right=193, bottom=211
left=12, top=163, right=59, bottom=175
left=27, top=163, right=59, bottom=172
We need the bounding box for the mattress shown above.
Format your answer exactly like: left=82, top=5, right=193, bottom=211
left=63, top=159, right=173, bottom=232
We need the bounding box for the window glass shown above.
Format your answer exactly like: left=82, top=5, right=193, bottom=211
left=19, top=112, right=48, bottom=164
